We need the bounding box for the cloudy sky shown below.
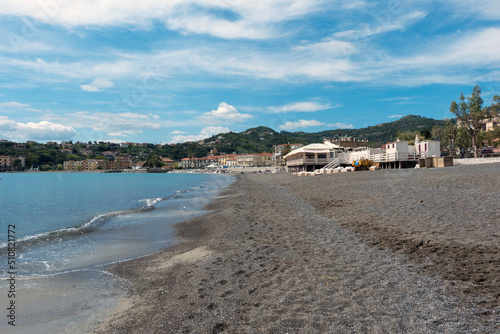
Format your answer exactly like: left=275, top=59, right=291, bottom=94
left=0, top=0, right=499, bottom=143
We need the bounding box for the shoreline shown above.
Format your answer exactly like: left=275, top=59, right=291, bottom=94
left=0, top=173, right=235, bottom=333
left=92, top=164, right=499, bottom=333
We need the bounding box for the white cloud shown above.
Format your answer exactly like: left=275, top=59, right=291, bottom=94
left=293, top=38, right=358, bottom=57
left=328, top=122, right=354, bottom=129
left=107, top=132, right=128, bottom=137
left=200, top=102, right=253, bottom=124
left=388, top=115, right=404, bottom=119
left=279, top=119, right=353, bottom=130
left=341, top=1, right=367, bottom=10
left=0, top=0, right=327, bottom=39
left=267, top=101, right=338, bottom=113
left=0, top=2, right=497, bottom=93
left=0, top=116, right=76, bottom=141
left=0, top=116, right=17, bottom=131
left=0, top=102, right=30, bottom=108
left=438, top=0, right=500, bottom=20
left=372, top=27, right=500, bottom=86
left=80, top=78, right=114, bottom=92
left=44, top=111, right=161, bottom=136
left=332, top=10, right=428, bottom=41
left=170, top=130, right=186, bottom=134
left=170, top=126, right=230, bottom=143
left=414, top=28, right=500, bottom=66
left=279, top=119, right=325, bottom=130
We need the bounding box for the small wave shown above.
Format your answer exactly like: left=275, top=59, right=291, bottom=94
left=138, top=185, right=201, bottom=211
left=0, top=212, right=116, bottom=251
left=140, top=197, right=164, bottom=208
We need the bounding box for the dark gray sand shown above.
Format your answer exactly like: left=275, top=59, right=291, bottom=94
left=92, top=164, right=499, bottom=333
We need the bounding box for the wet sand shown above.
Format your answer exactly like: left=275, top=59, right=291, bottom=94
left=92, top=163, right=499, bottom=333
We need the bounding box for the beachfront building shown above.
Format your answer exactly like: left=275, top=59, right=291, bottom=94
left=216, top=154, right=237, bottom=166
left=0, top=155, right=25, bottom=171
left=64, top=158, right=132, bottom=171
left=225, top=157, right=237, bottom=167
left=0, top=155, right=12, bottom=171
left=64, top=160, right=84, bottom=171
left=236, top=153, right=274, bottom=167
left=284, top=141, right=341, bottom=172
left=179, top=156, right=218, bottom=169
left=193, top=156, right=218, bottom=169
left=180, top=158, right=194, bottom=168
left=132, top=161, right=146, bottom=170
left=285, top=136, right=441, bottom=171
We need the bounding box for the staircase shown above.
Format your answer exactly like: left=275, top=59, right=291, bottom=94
left=322, top=158, right=340, bottom=170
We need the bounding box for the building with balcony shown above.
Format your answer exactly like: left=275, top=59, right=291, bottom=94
left=284, top=142, right=340, bottom=172
left=0, top=155, right=12, bottom=171
left=285, top=136, right=441, bottom=171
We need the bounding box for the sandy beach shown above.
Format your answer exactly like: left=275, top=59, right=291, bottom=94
left=92, top=163, right=499, bottom=333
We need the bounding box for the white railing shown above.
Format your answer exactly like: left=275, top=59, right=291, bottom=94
left=369, top=152, right=428, bottom=162
left=287, top=158, right=329, bottom=166
left=287, top=150, right=434, bottom=167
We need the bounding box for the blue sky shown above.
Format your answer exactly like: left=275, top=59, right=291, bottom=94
left=0, top=0, right=499, bottom=144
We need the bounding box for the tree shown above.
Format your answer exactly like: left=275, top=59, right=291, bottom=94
left=456, top=128, right=472, bottom=155
left=396, top=130, right=424, bottom=144
left=12, top=159, right=22, bottom=170
left=431, top=125, right=442, bottom=141
left=419, top=129, right=431, bottom=140
left=280, top=144, right=292, bottom=166
left=145, top=155, right=163, bottom=168
left=449, top=85, right=497, bottom=158
left=441, top=120, right=459, bottom=154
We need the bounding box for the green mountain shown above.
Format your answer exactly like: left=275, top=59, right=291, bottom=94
left=204, top=115, right=446, bottom=153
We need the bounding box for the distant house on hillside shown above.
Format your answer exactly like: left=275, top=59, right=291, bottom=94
left=102, top=151, right=115, bottom=158
left=161, top=158, right=175, bottom=169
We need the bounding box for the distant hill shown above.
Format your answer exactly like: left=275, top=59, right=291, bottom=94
left=203, top=115, right=446, bottom=154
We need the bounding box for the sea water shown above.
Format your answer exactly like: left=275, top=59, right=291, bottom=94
left=0, top=172, right=233, bottom=333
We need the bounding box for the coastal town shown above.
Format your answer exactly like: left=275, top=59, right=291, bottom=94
left=1, top=103, right=498, bottom=174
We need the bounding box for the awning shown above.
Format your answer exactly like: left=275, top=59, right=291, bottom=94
left=302, top=150, right=330, bottom=154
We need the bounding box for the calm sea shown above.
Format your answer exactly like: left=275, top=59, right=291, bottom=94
left=0, top=172, right=234, bottom=278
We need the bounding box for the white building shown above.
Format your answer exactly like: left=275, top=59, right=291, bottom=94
left=285, top=136, right=441, bottom=171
